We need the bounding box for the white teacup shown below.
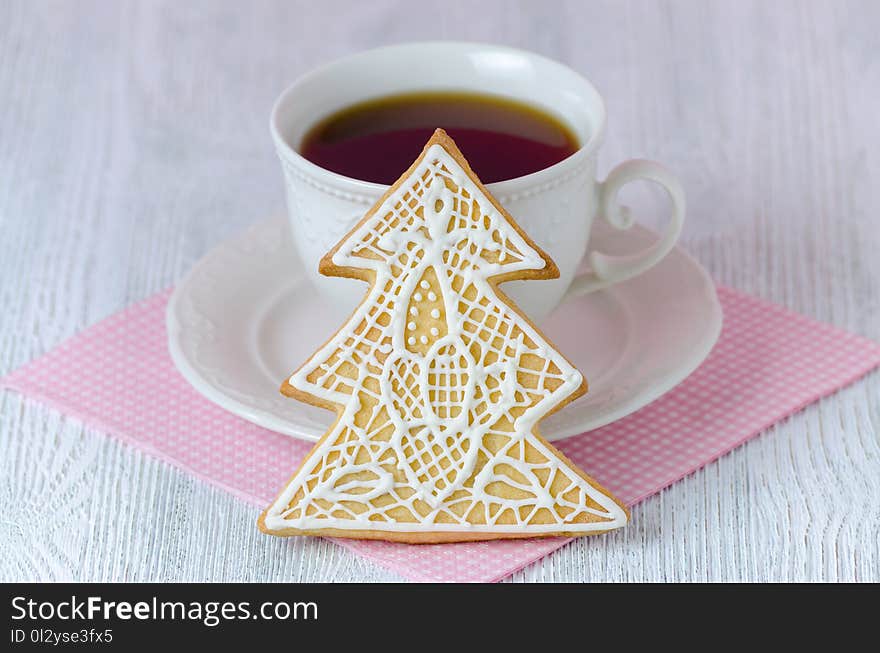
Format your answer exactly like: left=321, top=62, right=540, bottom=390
left=271, top=42, right=685, bottom=321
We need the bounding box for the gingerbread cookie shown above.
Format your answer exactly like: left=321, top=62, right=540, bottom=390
left=259, top=129, right=628, bottom=543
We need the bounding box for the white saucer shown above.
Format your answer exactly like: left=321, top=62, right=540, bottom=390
left=167, top=217, right=722, bottom=442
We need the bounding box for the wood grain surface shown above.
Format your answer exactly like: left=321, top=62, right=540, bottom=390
left=1, top=0, right=878, bottom=581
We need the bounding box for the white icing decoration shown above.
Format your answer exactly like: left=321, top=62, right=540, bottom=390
left=264, top=143, right=627, bottom=535
left=407, top=322, right=416, bottom=331
left=428, top=291, right=437, bottom=301
left=409, top=307, right=418, bottom=316
left=430, top=308, right=441, bottom=319
left=377, top=233, right=397, bottom=251
left=419, top=335, right=428, bottom=345
left=414, top=292, right=423, bottom=302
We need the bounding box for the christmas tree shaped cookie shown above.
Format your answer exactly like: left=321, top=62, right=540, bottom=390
left=259, top=130, right=628, bottom=543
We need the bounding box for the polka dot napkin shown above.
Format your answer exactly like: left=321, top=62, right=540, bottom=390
left=2, top=286, right=879, bottom=582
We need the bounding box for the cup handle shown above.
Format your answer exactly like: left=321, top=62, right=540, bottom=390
left=564, top=159, right=686, bottom=298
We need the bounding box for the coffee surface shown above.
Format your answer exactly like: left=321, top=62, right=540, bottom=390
left=300, top=92, right=580, bottom=184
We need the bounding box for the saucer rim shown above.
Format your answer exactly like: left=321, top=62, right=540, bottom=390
left=167, top=216, right=722, bottom=442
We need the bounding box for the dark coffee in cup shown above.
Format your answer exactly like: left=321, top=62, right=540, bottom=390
left=300, top=91, right=579, bottom=184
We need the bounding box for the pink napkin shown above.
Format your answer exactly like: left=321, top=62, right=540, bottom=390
left=2, top=286, right=879, bottom=582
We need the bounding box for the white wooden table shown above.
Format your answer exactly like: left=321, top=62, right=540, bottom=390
left=2, top=0, right=878, bottom=582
